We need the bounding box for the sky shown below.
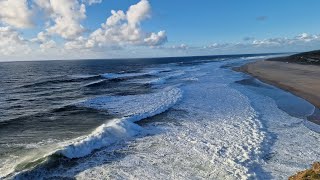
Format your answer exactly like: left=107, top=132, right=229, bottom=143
left=1, top=0, right=320, bottom=61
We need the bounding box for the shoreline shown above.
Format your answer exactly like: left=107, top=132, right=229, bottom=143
left=235, top=57, right=320, bottom=124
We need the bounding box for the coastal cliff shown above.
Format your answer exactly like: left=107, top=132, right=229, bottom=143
left=289, top=162, right=320, bottom=180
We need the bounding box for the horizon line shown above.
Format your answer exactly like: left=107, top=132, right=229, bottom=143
left=0, top=52, right=294, bottom=63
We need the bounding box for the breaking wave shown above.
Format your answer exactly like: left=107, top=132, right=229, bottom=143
left=4, top=87, right=182, bottom=179
left=59, top=87, right=182, bottom=158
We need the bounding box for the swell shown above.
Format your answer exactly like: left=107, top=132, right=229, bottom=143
left=84, top=71, right=165, bottom=87
left=59, top=87, right=182, bottom=158
left=18, top=75, right=100, bottom=89
left=99, top=68, right=170, bottom=80
left=83, top=79, right=106, bottom=87
left=0, top=104, right=91, bottom=125
left=17, top=69, right=170, bottom=90
left=5, top=87, right=182, bottom=179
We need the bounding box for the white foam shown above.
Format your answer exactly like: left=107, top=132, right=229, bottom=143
left=100, top=68, right=169, bottom=80
left=59, top=87, right=182, bottom=158
left=241, top=56, right=268, bottom=60
left=235, top=75, right=320, bottom=179
left=9, top=57, right=320, bottom=179
left=127, top=77, right=166, bottom=85
left=126, top=70, right=190, bottom=86
left=75, top=61, right=266, bottom=179
left=101, top=72, right=145, bottom=79
left=58, top=119, right=142, bottom=158
left=142, top=68, right=171, bottom=75
left=240, top=54, right=286, bottom=60
left=143, top=78, right=166, bottom=84
left=182, top=77, right=199, bottom=81
left=125, top=65, right=205, bottom=86
left=77, top=58, right=320, bottom=179
left=124, top=66, right=204, bottom=86
left=83, top=79, right=105, bottom=87
left=70, top=74, right=99, bottom=79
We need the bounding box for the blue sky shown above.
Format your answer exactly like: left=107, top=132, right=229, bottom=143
left=0, top=0, right=320, bottom=61
left=85, top=0, right=320, bottom=44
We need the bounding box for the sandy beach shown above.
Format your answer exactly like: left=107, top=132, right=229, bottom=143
left=238, top=59, right=320, bottom=110
left=236, top=53, right=320, bottom=179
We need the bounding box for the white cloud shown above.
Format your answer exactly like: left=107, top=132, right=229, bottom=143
left=64, top=36, right=87, bottom=50
left=181, top=33, right=320, bottom=56
left=66, top=0, right=167, bottom=50
left=31, top=31, right=49, bottom=43
left=0, top=0, right=34, bottom=28
left=40, top=40, right=56, bottom=50
left=250, top=33, right=320, bottom=47
left=252, top=38, right=287, bottom=46
left=34, top=0, right=53, bottom=15
left=204, top=43, right=230, bottom=49
left=0, top=0, right=167, bottom=59
left=144, top=31, right=167, bottom=46
left=4, top=0, right=320, bottom=60
left=30, top=31, right=58, bottom=51
left=126, top=0, right=151, bottom=27
left=105, top=10, right=126, bottom=26
left=295, top=33, right=319, bottom=42
left=88, top=0, right=152, bottom=46
left=0, top=26, right=31, bottom=56
left=35, top=0, right=86, bottom=39
left=82, top=0, right=102, bottom=5
left=150, top=43, right=189, bottom=51
left=201, top=33, right=320, bottom=51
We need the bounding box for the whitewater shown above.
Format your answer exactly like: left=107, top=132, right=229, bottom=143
left=2, top=56, right=320, bottom=179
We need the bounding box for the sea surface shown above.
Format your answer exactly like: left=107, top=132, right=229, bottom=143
left=1, top=54, right=320, bottom=179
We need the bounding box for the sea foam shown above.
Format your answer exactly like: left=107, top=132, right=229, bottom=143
left=100, top=68, right=169, bottom=80
left=101, top=72, right=148, bottom=79
left=58, top=87, right=182, bottom=158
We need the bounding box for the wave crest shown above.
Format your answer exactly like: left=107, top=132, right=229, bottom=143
left=58, top=87, right=183, bottom=158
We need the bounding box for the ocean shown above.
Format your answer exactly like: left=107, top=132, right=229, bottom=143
left=1, top=54, right=320, bottom=179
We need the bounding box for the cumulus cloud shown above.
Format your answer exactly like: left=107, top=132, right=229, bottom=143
left=0, top=0, right=34, bottom=28
left=30, top=31, right=49, bottom=43
left=30, top=31, right=58, bottom=52
left=200, top=33, right=320, bottom=54
left=82, top=0, right=102, bottom=5
left=250, top=33, right=320, bottom=47
left=40, top=40, right=56, bottom=50
left=126, top=0, right=151, bottom=27
left=4, top=0, right=320, bottom=60
left=144, top=31, right=168, bottom=46
left=105, top=10, right=126, bottom=26
left=171, top=44, right=189, bottom=50
left=64, top=36, right=87, bottom=50
left=204, top=43, right=230, bottom=49
left=65, top=0, right=167, bottom=50
left=252, top=38, right=288, bottom=46
left=0, top=0, right=168, bottom=58
left=87, top=0, right=153, bottom=46
left=0, top=26, right=31, bottom=55
left=295, top=33, right=319, bottom=42
left=35, top=0, right=86, bottom=39
left=151, top=43, right=189, bottom=51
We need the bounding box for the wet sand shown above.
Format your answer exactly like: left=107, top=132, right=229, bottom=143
left=237, top=60, right=320, bottom=114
